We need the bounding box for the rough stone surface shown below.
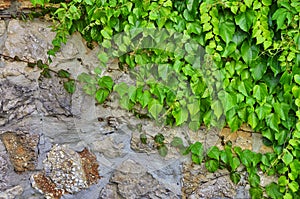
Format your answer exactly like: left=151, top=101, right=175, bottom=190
left=38, top=72, right=72, bottom=116
left=0, top=79, right=37, bottom=126
left=0, top=185, right=23, bottom=199
left=31, top=145, right=100, bottom=198
left=182, top=163, right=248, bottom=199
left=99, top=159, right=180, bottom=199
left=0, top=152, right=9, bottom=189
left=3, top=19, right=55, bottom=63
left=0, top=131, right=39, bottom=172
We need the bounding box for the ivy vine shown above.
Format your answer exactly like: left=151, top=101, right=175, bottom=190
left=30, top=0, right=300, bottom=198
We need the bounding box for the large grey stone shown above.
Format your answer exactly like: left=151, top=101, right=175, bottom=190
left=99, top=159, right=180, bottom=199
left=3, top=19, right=55, bottom=63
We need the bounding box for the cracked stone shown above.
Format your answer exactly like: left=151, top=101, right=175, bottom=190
left=38, top=71, right=72, bottom=116
left=0, top=131, right=39, bottom=172
left=0, top=79, right=37, bottom=126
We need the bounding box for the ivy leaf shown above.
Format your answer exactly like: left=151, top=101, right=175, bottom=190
left=241, top=41, right=259, bottom=64
left=249, top=172, right=260, bottom=187
left=114, top=82, right=129, bottom=97
left=272, top=8, right=288, bottom=30
left=228, top=116, right=242, bottom=132
left=265, top=113, right=280, bottom=133
left=157, top=144, right=168, bottom=157
left=249, top=187, right=263, bottom=199
left=190, top=142, right=203, bottom=156
left=294, top=74, right=300, bottom=85
left=98, top=76, right=114, bottom=91
left=207, top=146, right=220, bottom=161
left=230, top=171, right=241, bottom=184
left=63, top=80, right=76, bottom=94
left=288, top=181, right=299, bottom=193
left=154, top=133, right=165, bottom=144
left=253, top=83, right=268, bottom=102
left=248, top=112, right=259, bottom=129
left=211, top=100, right=223, bottom=119
left=78, top=73, right=95, bottom=84
left=148, top=99, right=163, bottom=120
left=235, top=10, right=255, bottom=32
left=187, top=100, right=200, bottom=116
left=205, top=159, right=219, bottom=172
left=98, top=52, right=109, bottom=63
left=250, top=60, right=267, bottom=81
left=119, top=95, right=133, bottom=110
left=266, top=183, right=283, bottom=199
left=140, top=133, right=147, bottom=144
left=171, top=137, right=184, bottom=147
left=282, top=150, right=293, bottom=165
left=230, top=157, right=240, bottom=171
left=58, top=69, right=71, bottom=78
left=95, top=89, right=110, bottom=104
left=141, top=90, right=151, bottom=108
left=255, top=103, right=273, bottom=120
left=219, top=21, right=235, bottom=44
left=273, top=102, right=289, bottom=121
left=244, top=0, right=254, bottom=8
left=173, top=108, right=188, bottom=126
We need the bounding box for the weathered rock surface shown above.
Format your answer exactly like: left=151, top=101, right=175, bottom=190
left=0, top=131, right=39, bottom=172
left=31, top=145, right=100, bottom=199
left=3, top=19, right=55, bottom=63
left=0, top=185, right=23, bottom=199
left=99, top=159, right=180, bottom=199
left=38, top=72, right=72, bottom=116
left=182, top=163, right=248, bottom=199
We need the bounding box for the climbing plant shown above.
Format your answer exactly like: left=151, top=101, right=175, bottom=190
left=30, top=0, right=300, bottom=198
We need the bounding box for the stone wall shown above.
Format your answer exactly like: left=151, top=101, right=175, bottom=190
left=0, top=19, right=275, bottom=199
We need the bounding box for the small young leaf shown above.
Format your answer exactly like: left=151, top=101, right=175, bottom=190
left=205, top=159, right=219, bottom=172
left=157, top=144, right=168, bottom=157
left=95, top=89, right=110, bottom=104
left=172, top=107, right=189, bottom=126
left=171, top=137, right=184, bottom=147
left=94, top=67, right=102, bottom=75
left=249, top=187, right=263, bottom=199
left=78, top=73, right=95, bottom=84
left=288, top=181, right=299, bottom=192
left=154, top=133, right=165, bottom=144
left=58, top=69, right=70, bottom=78
left=114, top=82, right=129, bottom=97
left=98, top=76, right=114, bottom=91
left=266, top=183, right=283, bottom=199
left=230, top=171, right=241, bottom=184
left=249, top=172, right=260, bottom=187
left=63, top=80, right=76, bottom=94
left=148, top=99, right=163, bottom=120
left=282, top=150, right=293, bottom=166
left=190, top=142, right=203, bottom=156
left=207, top=146, right=220, bottom=161
left=140, top=134, right=147, bottom=144
left=41, top=68, right=51, bottom=78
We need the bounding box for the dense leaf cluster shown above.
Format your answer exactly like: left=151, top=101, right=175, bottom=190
left=30, top=0, right=300, bottom=198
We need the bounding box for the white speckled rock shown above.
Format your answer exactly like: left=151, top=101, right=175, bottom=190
left=43, top=144, right=87, bottom=193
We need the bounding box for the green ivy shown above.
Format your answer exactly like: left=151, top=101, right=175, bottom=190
left=30, top=0, right=300, bottom=198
